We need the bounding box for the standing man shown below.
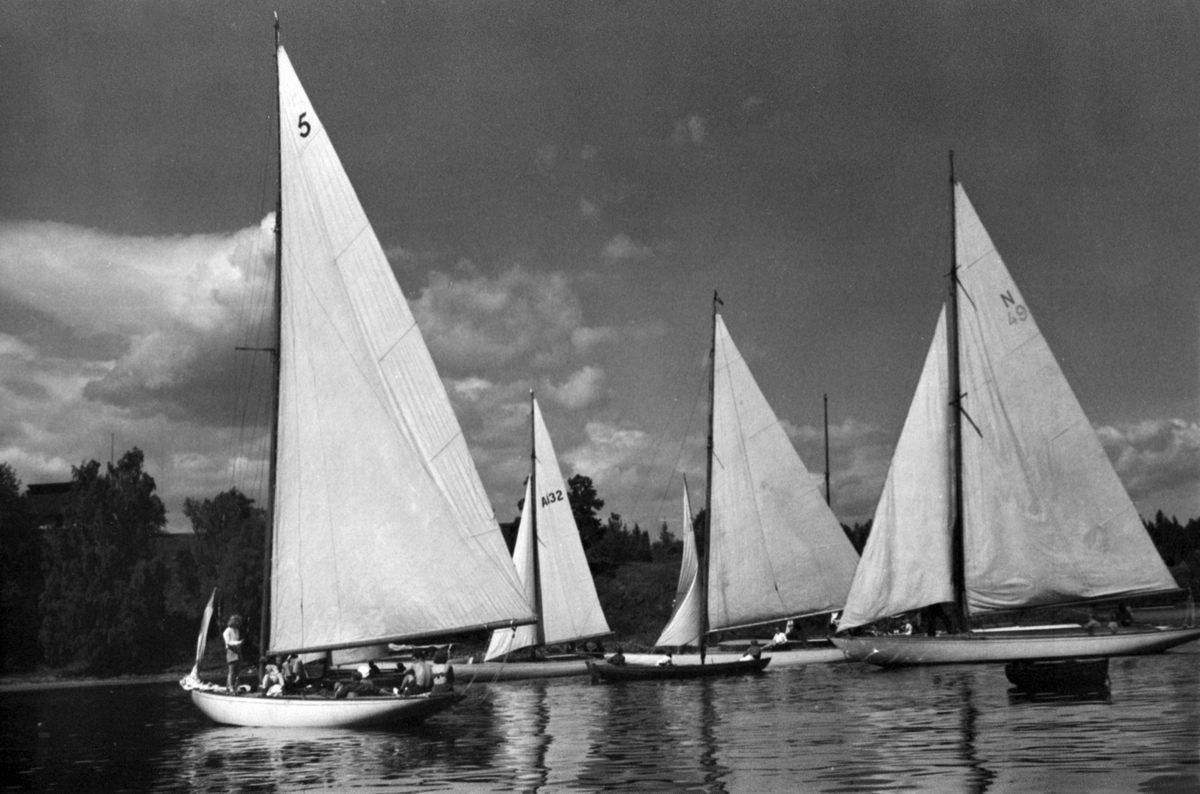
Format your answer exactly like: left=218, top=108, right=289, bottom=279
left=223, top=615, right=244, bottom=694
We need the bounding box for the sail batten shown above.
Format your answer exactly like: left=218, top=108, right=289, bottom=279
left=268, top=46, right=534, bottom=655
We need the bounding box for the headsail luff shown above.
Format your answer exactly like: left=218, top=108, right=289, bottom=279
left=484, top=397, right=611, bottom=660
left=705, top=313, right=860, bottom=631
left=838, top=181, right=1176, bottom=631
left=838, top=310, right=954, bottom=630
left=655, top=480, right=704, bottom=647
left=268, top=46, right=534, bottom=655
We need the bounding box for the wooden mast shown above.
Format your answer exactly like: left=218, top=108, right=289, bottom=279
left=699, top=291, right=721, bottom=663
left=823, top=393, right=831, bottom=506
left=529, top=390, right=545, bottom=649
left=947, top=151, right=968, bottom=629
left=258, top=14, right=283, bottom=666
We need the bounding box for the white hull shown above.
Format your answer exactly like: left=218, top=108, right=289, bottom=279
left=623, top=647, right=845, bottom=668
left=832, top=626, right=1200, bottom=666
left=454, top=658, right=592, bottom=682
left=190, top=690, right=465, bottom=728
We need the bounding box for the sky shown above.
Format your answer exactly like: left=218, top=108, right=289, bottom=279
left=2, top=0, right=1199, bottom=535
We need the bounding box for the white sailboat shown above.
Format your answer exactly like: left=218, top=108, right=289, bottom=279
left=832, top=157, right=1200, bottom=666
left=184, top=22, right=536, bottom=727
left=472, top=394, right=611, bottom=677
left=605, top=298, right=861, bottom=675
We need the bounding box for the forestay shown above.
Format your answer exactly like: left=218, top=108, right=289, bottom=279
left=485, top=398, right=610, bottom=659
left=270, top=46, right=533, bottom=655
left=706, top=314, right=860, bottom=631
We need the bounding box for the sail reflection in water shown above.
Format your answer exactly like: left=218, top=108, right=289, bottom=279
left=2, top=649, right=1198, bottom=792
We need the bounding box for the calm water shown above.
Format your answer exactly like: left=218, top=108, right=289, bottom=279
left=2, top=649, right=1198, bottom=793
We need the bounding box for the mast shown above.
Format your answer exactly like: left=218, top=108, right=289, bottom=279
left=700, top=292, right=721, bottom=662
left=259, top=14, right=283, bottom=662
left=529, top=390, right=545, bottom=648
left=823, top=393, right=831, bottom=507
left=947, top=150, right=968, bottom=628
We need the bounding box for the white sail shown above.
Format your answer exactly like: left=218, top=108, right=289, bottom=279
left=655, top=483, right=704, bottom=647
left=484, top=397, right=610, bottom=659
left=706, top=314, right=860, bottom=631
left=838, top=183, right=1176, bottom=631
left=838, top=310, right=954, bottom=630
left=953, top=184, right=1176, bottom=611
left=269, top=46, right=534, bottom=654
left=485, top=479, right=540, bottom=659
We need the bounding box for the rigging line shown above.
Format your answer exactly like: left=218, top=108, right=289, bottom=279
left=643, top=322, right=711, bottom=533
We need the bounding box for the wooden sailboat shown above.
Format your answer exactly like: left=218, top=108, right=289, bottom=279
left=594, top=297, right=861, bottom=680
left=183, top=22, right=536, bottom=727
left=465, top=393, right=611, bottom=679
left=832, top=155, right=1200, bottom=666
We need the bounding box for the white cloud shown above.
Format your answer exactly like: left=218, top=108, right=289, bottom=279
left=1098, top=419, right=1200, bottom=511
left=672, top=114, right=707, bottom=146
left=410, top=265, right=615, bottom=374
left=543, top=366, right=606, bottom=410
left=603, top=233, right=652, bottom=262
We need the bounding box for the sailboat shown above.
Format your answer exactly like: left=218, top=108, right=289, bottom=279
left=832, top=156, right=1200, bottom=666
left=182, top=22, right=536, bottom=728
left=591, top=298, right=861, bottom=680
left=459, top=393, right=611, bottom=680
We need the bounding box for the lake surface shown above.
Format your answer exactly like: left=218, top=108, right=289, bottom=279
left=2, top=648, right=1197, bottom=793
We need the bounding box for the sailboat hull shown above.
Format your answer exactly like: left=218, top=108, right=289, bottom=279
left=442, top=658, right=594, bottom=682
left=621, top=647, right=844, bottom=667
left=190, top=690, right=466, bottom=728
left=586, top=657, right=770, bottom=682
left=832, top=626, right=1200, bottom=666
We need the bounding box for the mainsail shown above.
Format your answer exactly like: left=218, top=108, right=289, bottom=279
left=655, top=482, right=704, bottom=647
left=484, top=396, right=611, bottom=659
left=268, top=46, right=534, bottom=655
left=838, top=181, right=1177, bottom=630
left=656, top=306, right=860, bottom=648
left=706, top=313, right=861, bottom=631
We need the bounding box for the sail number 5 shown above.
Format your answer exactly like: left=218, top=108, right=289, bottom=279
left=1000, top=290, right=1027, bottom=325
left=298, top=112, right=311, bottom=138
left=541, top=490, right=564, bottom=508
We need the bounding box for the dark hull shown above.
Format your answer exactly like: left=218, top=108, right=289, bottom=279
left=587, top=657, right=769, bottom=682
left=1004, top=658, right=1110, bottom=693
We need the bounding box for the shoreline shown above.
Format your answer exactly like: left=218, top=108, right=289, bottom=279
left=0, top=669, right=195, bottom=694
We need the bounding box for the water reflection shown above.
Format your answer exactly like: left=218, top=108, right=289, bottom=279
left=2, top=651, right=1197, bottom=792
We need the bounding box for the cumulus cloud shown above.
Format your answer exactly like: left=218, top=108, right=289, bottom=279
left=0, top=218, right=276, bottom=529
left=579, top=196, right=600, bottom=219
left=1098, top=419, right=1200, bottom=509
left=562, top=420, right=656, bottom=504
left=543, top=365, right=606, bottom=410
left=602, top=233, right=653, bottom=262
left=410, top=265, right=615, bottom=373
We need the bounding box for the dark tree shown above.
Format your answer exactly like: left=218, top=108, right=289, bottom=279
left=567, top=474, right=605, bottom=551
left=39, top=449, right=168, bottom=674
left=184, top=489, right=265, bottom=641
left=0, top=463, right=42, bottom=672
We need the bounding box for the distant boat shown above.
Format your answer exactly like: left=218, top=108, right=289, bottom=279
left=478, top=393, right=612, bottom=677
left=184, top=21, right=536, bottom=728
left=587, top=657, right=769, bottom=683
left=633, top=296, right=861, bottom=676
left=832, top=155, right=1200, bottom=665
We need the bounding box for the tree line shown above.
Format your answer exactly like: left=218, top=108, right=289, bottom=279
left=3, top=451, right=1197, bottom=676
left=0, top=453, right=683, bottom=676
